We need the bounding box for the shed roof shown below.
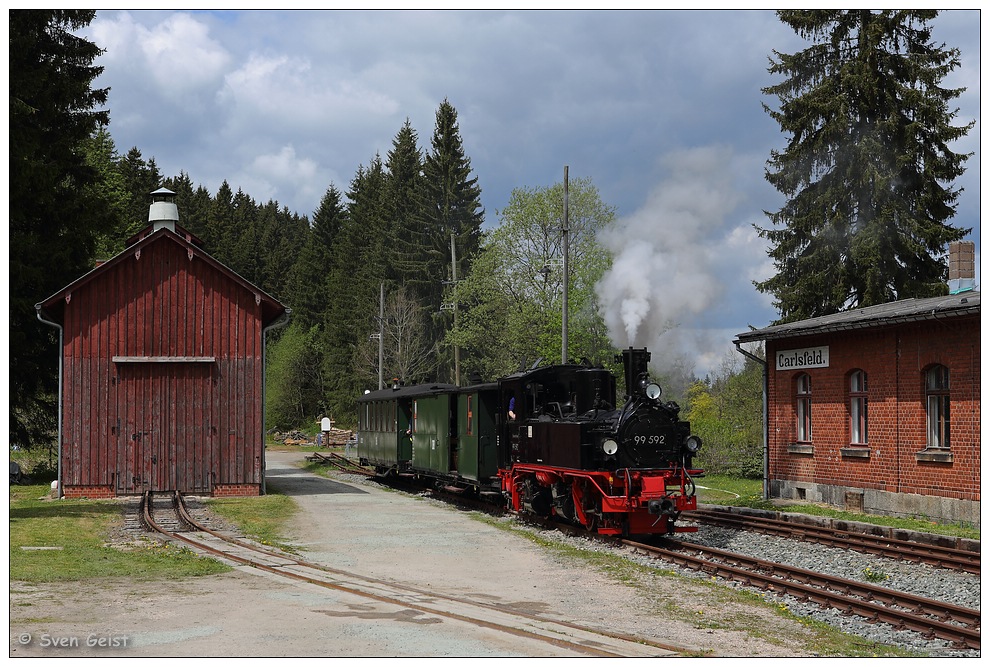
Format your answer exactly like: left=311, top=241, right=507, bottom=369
left=36, top=224, right=288, bottom=326
left=734, top=291, right=980, bottom=344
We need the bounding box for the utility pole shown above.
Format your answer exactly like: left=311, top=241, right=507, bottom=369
left=450, top=232, right=461, bottom=385
left=378, top=282, right=384, bottom=390
left=562, top=165, right=569, bottom=365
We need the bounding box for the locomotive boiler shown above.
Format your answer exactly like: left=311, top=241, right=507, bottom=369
left=356, top=347, right=703, bottom=536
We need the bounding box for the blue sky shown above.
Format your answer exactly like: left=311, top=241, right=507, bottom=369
left=78, top=9, right=981, bottom=378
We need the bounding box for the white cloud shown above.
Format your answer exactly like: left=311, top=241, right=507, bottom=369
left=232, top=145, right=327, bottom=215
left=91, top=12, right=230, bottom=96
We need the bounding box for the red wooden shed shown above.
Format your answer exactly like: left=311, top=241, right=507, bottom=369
left=36, top=189, right=289, bottom=498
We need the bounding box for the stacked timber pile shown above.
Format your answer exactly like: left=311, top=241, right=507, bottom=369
left=270, top=427, right=354, bottom=447
left=271, top=430, right=312, bottom=446
left=322, top=427, right=354, bottom=446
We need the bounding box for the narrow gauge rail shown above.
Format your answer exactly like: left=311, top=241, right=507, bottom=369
left=305, top=450, right=375, bottom=477
left=685, top=508, right=980, bottom=575
left=624, top=537, right=981, bottom=651
left=305, top=461, right=981, bottom=651
left=139, top=490, right=684, bottom=658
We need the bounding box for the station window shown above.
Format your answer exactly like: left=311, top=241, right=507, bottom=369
left=925, top=365, right=950, bottom=448
left=795, top=373, right=812, bottom=442
left=849, top=370, right=868, bottom=445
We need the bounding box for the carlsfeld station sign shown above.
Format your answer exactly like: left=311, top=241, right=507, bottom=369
left=776, top=346, right=829, bottom=371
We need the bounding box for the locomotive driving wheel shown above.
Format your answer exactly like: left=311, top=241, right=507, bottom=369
left=521, top=476, right=552, bottom=518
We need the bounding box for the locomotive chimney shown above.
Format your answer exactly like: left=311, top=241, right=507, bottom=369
left=618, top=347, right=651, bottom=398
left=148, top=187, right=179, bottom=233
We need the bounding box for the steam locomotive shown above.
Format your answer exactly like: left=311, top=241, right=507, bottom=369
left=356, top=347, right=703, bottom=536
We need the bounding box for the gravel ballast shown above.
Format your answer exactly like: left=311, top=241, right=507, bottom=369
left=516, top=507, right=981, bottom=658
left=673, top=523, right=980, bottom=657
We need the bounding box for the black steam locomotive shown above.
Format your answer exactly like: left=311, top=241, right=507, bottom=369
left=357, top=347, right=703, bottom=536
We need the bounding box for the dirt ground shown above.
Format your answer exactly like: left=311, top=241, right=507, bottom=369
left=9, top=451, right=817, bottom=658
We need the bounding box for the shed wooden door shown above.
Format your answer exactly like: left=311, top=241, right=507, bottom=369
left=115, top=362, right=215, bottom=494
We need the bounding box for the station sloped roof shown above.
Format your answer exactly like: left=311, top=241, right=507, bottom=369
left=735, top=291, right=980, bottom=343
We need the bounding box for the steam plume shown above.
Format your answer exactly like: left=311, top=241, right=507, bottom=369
left=596, top=146, right=742, bottom=367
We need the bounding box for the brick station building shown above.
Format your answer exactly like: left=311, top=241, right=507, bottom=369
left=36, top=189, right=289, bottom=498
left=734, top=246, right=980, bottom=525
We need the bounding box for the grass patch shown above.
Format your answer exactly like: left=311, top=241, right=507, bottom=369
left=696, top=474, right=763, bottom=504
left=205, top=490, right=300, bottom=553
left=695, top=475, right=979, bottom=541
left=9, top=485, right=229, bottom=582
left=767, top=504, right=979, bottom=541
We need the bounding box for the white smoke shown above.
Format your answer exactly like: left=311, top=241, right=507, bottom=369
left=596, top=146, right=743, bottom=371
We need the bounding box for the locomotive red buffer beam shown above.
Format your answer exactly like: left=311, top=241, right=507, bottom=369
left=501, top=465, right=702, bottom=536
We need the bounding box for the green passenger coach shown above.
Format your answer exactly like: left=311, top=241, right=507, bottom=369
left=357, top=383, right=458, bottom=474
left=357, top=382, right=500, bottom=491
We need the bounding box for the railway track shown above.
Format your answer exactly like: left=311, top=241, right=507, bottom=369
left=300, top=459, right=982, bottom=651
left=685, top=507, right=980, bottom=575
left=305, top=450, right=375, bottom=477
left=623, top=536, right=981, bottom=651
left=139, top=490, right=686, bottom=658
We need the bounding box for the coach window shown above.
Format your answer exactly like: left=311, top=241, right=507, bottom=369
left=925, top=365, right=950, bottom=448
left=796, top=373, right=812, bottom=442
left=466, top=395, right=474, bottom=436
left=849, top=370, right=868, bottom=445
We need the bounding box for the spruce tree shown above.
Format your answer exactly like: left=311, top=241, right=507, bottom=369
left=206, top=181, right=235, bottom=261
left=229, top=188, right=261, bottom=284
left=118, top=147, right=163, bottom=237
left=163, top=171, right=212, bottom=241
left=415, top=100, right=485, bottom=379
left=322, top=158, right=390, bottom=417
left=10, top=10, right=111, bottom=448
left=287, top=185, right=347, bottom=328
left=385, top=120, right=428, bottom=291
left=757, top=10, right=972, bottom=322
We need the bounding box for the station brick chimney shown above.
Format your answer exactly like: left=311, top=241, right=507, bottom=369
left=948, top=240, right=976, bottom=294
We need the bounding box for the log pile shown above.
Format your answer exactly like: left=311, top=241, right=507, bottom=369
left=272, top=430, right=312, bottom=445
left=270, top=428, right=355, bottom=446
left=321, top=427, right=355, bottom=446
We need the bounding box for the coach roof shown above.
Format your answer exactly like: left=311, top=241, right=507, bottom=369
left=358, top=383, right=460, bottom=403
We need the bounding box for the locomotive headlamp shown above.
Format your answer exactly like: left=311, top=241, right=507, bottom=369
left=645, top=383, right=662, bottom=400
left=684, top=435, right=702, bottom=453
left=602, top=439, right=619, bottom=455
